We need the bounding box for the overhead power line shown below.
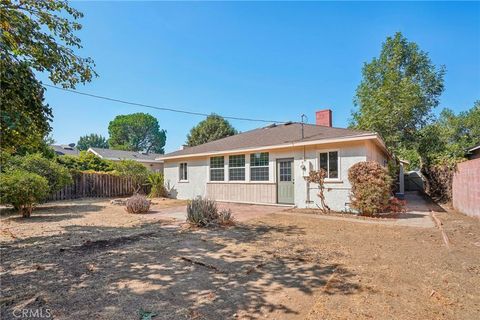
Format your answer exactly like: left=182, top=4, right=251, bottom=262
left=43, top=84, right=287, bottom=124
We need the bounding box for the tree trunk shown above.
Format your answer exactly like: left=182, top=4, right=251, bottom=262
left=21, top=206, right=32, bottom=218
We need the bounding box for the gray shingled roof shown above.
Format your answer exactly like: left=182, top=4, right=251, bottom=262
left=89, top=148, right=163, bottom=161
left=51, top=145, right=80, bottom=156
left=161, top=123, right=374, bottom=159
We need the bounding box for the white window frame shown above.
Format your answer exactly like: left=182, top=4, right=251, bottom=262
left=250, top=152, right=269, bottom=181
left=228, top=154, right=246, bottom=181
left=318, top=149, right=341, bottom=181
left=209, top=156, right=225, bottom=182
left=179, top=162, right=188, bottom=182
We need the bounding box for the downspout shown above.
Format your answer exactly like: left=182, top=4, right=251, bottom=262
left=304, top=145, right=310, bottom=204
left=301, top=114, right=310, bottom=205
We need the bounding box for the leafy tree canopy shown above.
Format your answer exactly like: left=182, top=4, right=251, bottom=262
left=77, top=133, right=109, bottom=151
left=108, top=113, right=166, bottom=154
left=186, top=114, right=238, bottom=147
left=350, top=32, right=445, bottom=157
left=0, top=57, right=53, bottom=154
left=1, top=0, right=97, bottom=88
left=4, top=153, right=72, bottom=194
left=418, top=101, right=480, bottom=166
left=57, top=151, right=114, bottom=172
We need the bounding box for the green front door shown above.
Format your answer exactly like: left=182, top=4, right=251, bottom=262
left=277, top=159, right=294, bottom=204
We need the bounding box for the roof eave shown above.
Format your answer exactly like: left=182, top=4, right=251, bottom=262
left=157, top=133, right=386, bottom=161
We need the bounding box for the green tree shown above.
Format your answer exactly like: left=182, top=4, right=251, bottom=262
left=350, top=32, right=445, bottom=165
left=1, top=0, right=96, bottom=155
left=108, top=113, right=166, bottom=153
left=57, top=151, right=114, bottom=172
left=6, top=153, right=72, bottom=193
left=1, top=0, right=96, bottom=88
left=418, top=101, right=480, bottom=165
left=0, top=170, right=49, bottom=217
left=0, top=57, right=53, bottom=154
left=186, top=114, right=237, bottom=147
left=77, top=134, right=109, bottom=151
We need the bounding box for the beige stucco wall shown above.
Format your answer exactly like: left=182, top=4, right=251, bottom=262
left=163, top=140, right=389, bottom=211
left=139, top=161, right=164, bottom=172
left=164, top=158, right=208, bottom=199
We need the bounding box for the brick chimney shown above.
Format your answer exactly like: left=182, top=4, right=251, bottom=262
left=315, top=109, right=332, bottom=127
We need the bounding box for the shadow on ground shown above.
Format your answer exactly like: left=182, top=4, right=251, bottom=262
left=1, top=220, right=360, bottom=319
left=1, top=204, right=106, bottom=224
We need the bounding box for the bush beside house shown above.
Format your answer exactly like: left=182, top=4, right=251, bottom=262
left=348, top=161, right=395, bottom=215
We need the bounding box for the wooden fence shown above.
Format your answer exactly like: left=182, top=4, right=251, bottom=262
left=48, top=172, right=149, bottom=201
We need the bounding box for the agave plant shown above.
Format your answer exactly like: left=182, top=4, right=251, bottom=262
left=186, top=197, right=219, bottom=226
left=147, top=173, right=167, bottom=198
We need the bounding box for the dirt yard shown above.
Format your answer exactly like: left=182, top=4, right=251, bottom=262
left=1, top=197, right=479, bottom=319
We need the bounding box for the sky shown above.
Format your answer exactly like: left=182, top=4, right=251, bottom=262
left=43, top=1, right=480, bottom=153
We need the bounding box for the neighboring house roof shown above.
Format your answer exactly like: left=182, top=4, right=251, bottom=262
left=159, top=122, right=388, bottom=160
left=51, top=145, right=80, bottom=156
left=466, top=144, right=480, bottom=159
left=467, top=144, right=480, bottom=153
left=88, top=147, right=163, bottom=163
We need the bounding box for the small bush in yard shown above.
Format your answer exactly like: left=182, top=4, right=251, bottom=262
left=186, top=197, right=235, bottom=227
left=348, top=161, right=393, bottom=215
left=0, top=170, right=49, bottom=217
left=187, top=197, right=218, bottom=226
left=125, top=194, right=151, bottom=214
left=218, top=209, right=235, bottom=226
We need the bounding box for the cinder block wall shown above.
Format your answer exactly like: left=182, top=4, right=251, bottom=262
left=452, top=159, right=480, bottom=218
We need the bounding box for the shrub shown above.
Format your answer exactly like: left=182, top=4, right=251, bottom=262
left=385, top=197, right=407, bottom=214
left=348, top=161, right=393, bottom=215
left=125, top=194, right=151, bottom=214
left=304, top=169, right=330, bottom=213
left=218, top=209, right=235, bottom=226
left=57, top=151, right=114, bottom=172
left=0, top=170, right=49, bottom=217
left=186, top=197, right=220, bottom=227
left=147, top=172, right=167, bottom=198
left=112, top=160, right=149, bottom=194
left=7, top=153, right=72, bottom=193
left=422, top=164, right=455, bottom=203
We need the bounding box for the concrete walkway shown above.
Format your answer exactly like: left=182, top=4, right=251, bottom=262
left=277, top=191, right=438, bottom=228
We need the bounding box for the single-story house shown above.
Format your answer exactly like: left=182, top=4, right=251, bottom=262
left=51, top=144, right=80, bottom=156
left=158, top=110, right=391, bottom=211
left=87, top=147, right=164, bottom=172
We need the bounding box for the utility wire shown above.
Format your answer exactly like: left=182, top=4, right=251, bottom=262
left=43, top=84, right=287, bottom=124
